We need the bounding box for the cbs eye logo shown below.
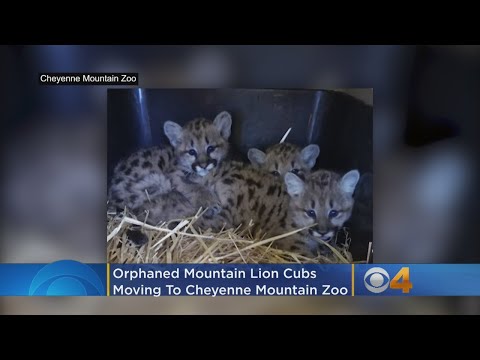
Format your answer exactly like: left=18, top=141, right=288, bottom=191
left=364, top=267, right=413, bottom=294
left=29, top=260, right=105, bottom=296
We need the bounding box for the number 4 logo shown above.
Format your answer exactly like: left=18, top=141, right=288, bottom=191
left=390, top=267, right=413, bottom=293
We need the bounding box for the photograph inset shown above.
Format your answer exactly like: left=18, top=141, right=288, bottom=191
left=107, top=89, right=373, bottom=264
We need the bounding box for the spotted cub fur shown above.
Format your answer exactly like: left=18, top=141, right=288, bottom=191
left=109, top=146, right=175, bottom=211
left=201, top=164, right=360, bottom=257
left=108, top=111, right=232, bottom=224
left=248, top=142, right=320, bottom=179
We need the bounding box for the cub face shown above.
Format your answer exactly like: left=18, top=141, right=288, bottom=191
left=284, top=169, right=360, bottom=242
left=248, top=142, right=320, bottom=179
left=164, top=111, right=232, bottom=177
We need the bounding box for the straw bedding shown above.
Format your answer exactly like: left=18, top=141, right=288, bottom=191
left=107, top=208, right=354, bottom=264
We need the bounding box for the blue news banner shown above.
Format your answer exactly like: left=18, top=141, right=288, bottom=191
left=1, top=260, right=480, bottom=296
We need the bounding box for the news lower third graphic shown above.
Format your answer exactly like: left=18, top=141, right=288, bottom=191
left=110, top=264, right=351, bottom=297
left=0, top=260, right=107, bottom=296
left=355, top=264, right=480, bottom=296
left=0, top=262, right=480, bottom=296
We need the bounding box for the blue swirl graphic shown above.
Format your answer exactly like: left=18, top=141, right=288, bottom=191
left=29, top=260, right=105, bottom=296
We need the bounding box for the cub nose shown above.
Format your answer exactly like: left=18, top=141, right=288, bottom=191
left=310, top=227, right=328, bottom=236
left=309, top=228, right=332, bottom=240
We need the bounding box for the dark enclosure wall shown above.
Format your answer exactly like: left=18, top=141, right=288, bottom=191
left=107, top=88, right=373, bottom=260
left=108, top=89, right=372, bottom=176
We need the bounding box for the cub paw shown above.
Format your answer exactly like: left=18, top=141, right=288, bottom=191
left=126, top=227, right=149, bottom=247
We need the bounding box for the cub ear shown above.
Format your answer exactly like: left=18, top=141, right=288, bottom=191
left=284, top=172, right=305, bottom=197
left=340, top=169, right=360, bottom=195
left=164, top=121, right=183, bottom=147
left=213, top=111, right=232, bottom=139
left=301, top=144, right=320, bottom=169
left=248, top=148, right=267, bottom=166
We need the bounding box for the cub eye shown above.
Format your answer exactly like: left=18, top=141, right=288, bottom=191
left=306, top=209, right=316, bottom=219
left=188, top=149, right=197, bottom=156
left=328, top=210, right=339, bottom=218
left=207, top=146, right=216, bottom=154
left=271, top=170, right=280, bottom=177
left=291, top=168, right=299, bottom=175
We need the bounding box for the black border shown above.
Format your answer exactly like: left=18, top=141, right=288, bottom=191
left=1, top=19, right=479, bottom=45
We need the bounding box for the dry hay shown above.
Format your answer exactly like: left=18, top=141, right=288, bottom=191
left=107, top=208, right=354, bottom=264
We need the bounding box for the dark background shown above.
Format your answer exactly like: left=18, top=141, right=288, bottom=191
left=107, top=89, right=373, bottom=178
